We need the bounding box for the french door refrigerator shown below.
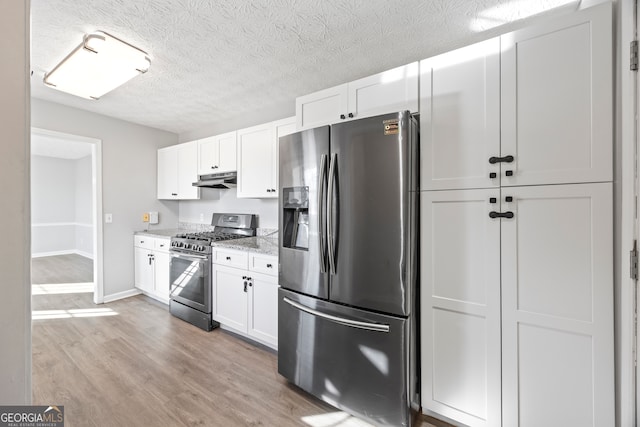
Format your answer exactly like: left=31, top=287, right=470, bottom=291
left=278, top=111, right=419, bottom=427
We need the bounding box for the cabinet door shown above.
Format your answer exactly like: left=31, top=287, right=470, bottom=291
left=237, top=123, right=275, bottom=198
left=420, top=189, right=501, bottom=427
left=177, top=141, right=200, bottom=199
left=153, top=250, right=171, bottom=304
left=272, top=117, right=297, bottom=198
left=247, top=272, right=279, bottom=348
left=347, top=62, right=419, bottom=120
left=420, top=39, right=500, bottom=191
left=296, top=83, right=348, bottom=130
left=501, top=3, right=612, bottom=186
left=157, top=146, right=178, bottom=199
left=501, top=183, right=614, bottom=427
left=212, top=265, right=247, bottom=332
left=197, top=136, right=218, bottom=175
left=216, top=131, right=237, bottom=173
left=134, top=246, right=154, bottom=293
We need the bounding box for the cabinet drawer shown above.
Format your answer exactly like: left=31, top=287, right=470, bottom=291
left=134, top=235, right=155, bottom=250
left=214, top=249, right=249, bottom=269
left=154, top=238, right=170, bottom=252
left=249, top=254, right=278, bottom=276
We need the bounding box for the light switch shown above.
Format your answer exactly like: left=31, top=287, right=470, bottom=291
left=105, top=213, right=113, bottom=223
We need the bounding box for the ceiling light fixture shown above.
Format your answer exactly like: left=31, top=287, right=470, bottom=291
left=43, top=31, right=151, bottom=100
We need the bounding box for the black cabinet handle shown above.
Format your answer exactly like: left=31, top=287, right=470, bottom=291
left=489, top=211, right=514, bottom=219
left=242, top=275, right=247, bottom=279
left=505, top=196, right=513, bottom=202
left=340, top=114, right=346, bottom=119
left=243, top=281, right=248, bottom=292
left=271, top=188, right=276, bottom=192
left=171, top=193, right=178, bottom=196
left=249, top=281, right=253, bottom=287
left=489, top=197, right=497, bottom=204
left=488, top=155, right=514, bottom=164
left=266, top=189, right=272, bottom=193
left=505, top=170, right=514, bottom=177
left=226, top=256, right=231, bottom=260
left=348, top=113, right=354, bottom=118
left=266, top=263, right=272, bottom=268
left=489, top=172, right=497, bottom=179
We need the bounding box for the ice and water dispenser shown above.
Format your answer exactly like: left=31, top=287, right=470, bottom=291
left=282, top=186, right=309, bottom=250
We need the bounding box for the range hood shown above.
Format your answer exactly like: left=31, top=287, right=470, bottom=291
left=192, top=171, right=237, bottom=189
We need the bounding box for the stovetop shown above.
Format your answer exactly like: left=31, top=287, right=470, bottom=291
left=170, top=213, right=257, bottom=255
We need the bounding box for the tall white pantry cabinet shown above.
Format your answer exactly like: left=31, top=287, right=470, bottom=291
left=419, top=4, right=613, bottom=427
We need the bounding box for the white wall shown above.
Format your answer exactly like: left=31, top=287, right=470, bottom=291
left=179, top=189, right=278, bottom=229
left=0, top=0, right=31, bottom=404
left=75, top=155, right=93, bottom=256
left=31, top=98, right=180, bottom=298
left=31, top=154, right=94, bottom=257
left=31, top=155, right=76, bottom=255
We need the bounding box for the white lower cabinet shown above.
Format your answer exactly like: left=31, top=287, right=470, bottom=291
left=212, top=249, right=279, bottom=349
left=420, top=182, right=614, bottom=427
left=133, top=235, right=170, bottom=304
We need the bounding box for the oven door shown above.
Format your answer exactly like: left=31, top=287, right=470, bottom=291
left=169, top=251, right=211, bottom=313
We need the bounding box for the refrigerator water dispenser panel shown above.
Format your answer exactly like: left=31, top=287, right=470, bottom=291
left=282, top=186, right=309, bottom=250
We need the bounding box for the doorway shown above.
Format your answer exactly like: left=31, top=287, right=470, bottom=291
left=30, top=128, right=104, bottom=304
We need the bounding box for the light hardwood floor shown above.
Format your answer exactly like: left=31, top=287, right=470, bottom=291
left=32, top=256, right=446, bottom=427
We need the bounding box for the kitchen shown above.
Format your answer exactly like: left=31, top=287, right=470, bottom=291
left=1, top=1, right=636, bottom=426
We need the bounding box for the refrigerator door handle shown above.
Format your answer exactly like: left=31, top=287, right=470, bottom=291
left=327, top=153, right=337, bottom=275
left=318, top=154, right=328, bottom=273
left=283, top=297, right=390, bottom=333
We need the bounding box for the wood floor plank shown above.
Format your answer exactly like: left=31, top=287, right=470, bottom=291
left=31, top=254, right=447, bottom=426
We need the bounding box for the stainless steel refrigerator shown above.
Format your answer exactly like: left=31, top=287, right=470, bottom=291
left=278, top=111, right=419, bottom=427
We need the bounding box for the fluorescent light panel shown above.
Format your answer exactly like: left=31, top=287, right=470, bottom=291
left=44, top=31, right=151, bottom=100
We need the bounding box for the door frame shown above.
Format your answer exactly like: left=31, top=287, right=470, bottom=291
left=31, top=127, right=104, bottom=304
left=620, top=0, right=638, bottom=425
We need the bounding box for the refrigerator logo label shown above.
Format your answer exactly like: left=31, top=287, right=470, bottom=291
left=383, top=119, right=399, bottom=135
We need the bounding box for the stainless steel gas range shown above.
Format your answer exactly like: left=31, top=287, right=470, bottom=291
left=169, top=213, right=257, bottom=331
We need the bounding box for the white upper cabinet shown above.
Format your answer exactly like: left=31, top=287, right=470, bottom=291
left=157, top=141, right=200, bottom=200
left=501, top=3, right=612, bottom=187
left=420, top=38, right=501, bottom=191
left=197, top=131, right=237, bottom=175
left=296, top=84, right=348, bottom=131
left=237, top=122, right=276, bottom=198
left=237, top=116, right=295, bottom=199
left=296, top=62, right=419, bottom=130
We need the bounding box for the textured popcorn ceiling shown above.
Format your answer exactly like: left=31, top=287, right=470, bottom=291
left=30, top=0, right=583, bottom=135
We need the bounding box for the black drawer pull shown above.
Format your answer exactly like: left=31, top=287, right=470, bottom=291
left=489, top=172, right=497, bottom=179
left=266, top=263, right=273, bottom=268
left=488, top=155, right=514, bottom=164
left=348, top=113, right=354, bottom=118
left=505, top=170, right=514, bottom=177
left=340, top=114, right=346, bottom=119
left=489, top=211, right=514, bottom=219
left=226, top=256, right=231, bottom=260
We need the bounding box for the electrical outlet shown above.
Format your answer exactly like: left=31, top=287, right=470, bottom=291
left=105, top=213, right=113, bottom=223
left=142, top=213, right=150, bottom=222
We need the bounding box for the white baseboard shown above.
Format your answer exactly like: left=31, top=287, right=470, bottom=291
left=32, top=249, right=94, bottom=259
left=102, top=288, right=141, bottom=303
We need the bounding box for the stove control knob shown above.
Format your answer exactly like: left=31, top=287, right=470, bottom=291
left=198, top=245, right=205, bottom=251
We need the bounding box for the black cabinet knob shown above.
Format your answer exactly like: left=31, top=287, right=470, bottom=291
left=489, top=197, right=497, bottom=204
left=505, top=196, right=513, bottom=202
left=271, top=188, right=276, bottom=192
left=226, top=256, right=231, bottom=260
left=505, top=170, right=513, bottom=177
left=348, top=113, right=354, bottom=118
left=266, top=263, right=272, bottom=268
left=489, top=172, right=497, bottom=179
left=340, top=114, right=346, bottom=119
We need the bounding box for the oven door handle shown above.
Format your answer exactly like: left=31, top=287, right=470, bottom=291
left=170, top=252, right=208, bottom=260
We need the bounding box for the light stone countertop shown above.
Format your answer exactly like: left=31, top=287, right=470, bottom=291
left=211, top=235, right=278, bottom=257
left=134, top=229, right=279, bottom=257
left=134, top=229, right=181, bottom=239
